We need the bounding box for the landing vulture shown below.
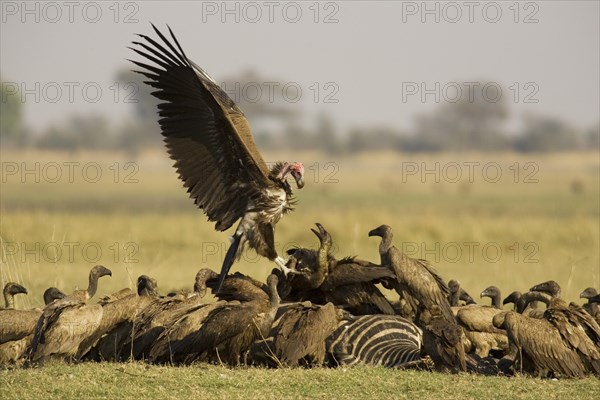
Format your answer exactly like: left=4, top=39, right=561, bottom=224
left=130, top=25, right=305, bottom=290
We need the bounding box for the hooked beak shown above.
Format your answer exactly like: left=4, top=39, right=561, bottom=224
left=291, top=170, right=304, bottom=189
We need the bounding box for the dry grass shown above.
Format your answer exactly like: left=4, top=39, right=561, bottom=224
left=0, top=149, right=599, bottom=396
left=1, top=150, right=598, bottom=306
left=1, top=362, right=599, bottom=400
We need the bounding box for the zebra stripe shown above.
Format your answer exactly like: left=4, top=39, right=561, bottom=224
left=327, top=315, right=422, bottom=367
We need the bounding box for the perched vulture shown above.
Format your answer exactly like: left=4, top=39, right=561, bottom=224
left=0, top=287, right=65, bottom=366
left=129, top=24, right=305, bottom=290
left=27, top=265, right=112, bottom=363
left=2, top=282, right=28, bottom=309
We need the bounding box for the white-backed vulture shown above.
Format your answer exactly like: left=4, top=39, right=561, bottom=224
left=2, top=282, right=28, bottom=309
left=176, top=274, right=280, bottom=366
left=80, top=275, right=160, bottom=361
left=480, top=286, right=502, bottom=309
left=420, top=305, right=467, bottom=373
left=122, top=270, right=215, bottom=360
left=503, top=291, right=543, bottom=318
left=453, top=305, right=509, bottom=358
left=27, top=265, right=112, bottom=363
left=129, top=24, right=305, bottom=291
left=77, top=275, right=161, bottom=361
left=494, top=291, right=600, bottom=378
left=368, top=225, right=465, bottom=372
left=282, top=224, right=396, bottom=315
left=448, top=280, right=476, bottom=307
left=0, top=286, right=65, bottom=365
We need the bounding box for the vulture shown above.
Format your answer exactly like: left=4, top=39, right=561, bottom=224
left=494, top=291, right=600, bottom=378
left=176, top=273, right=280, bottom=366
left=503, top=291, right=543, bottom=319
left=449, top=285, right=508, bottom=358
left=2, top=282, right=28, bottom=309
left=282, top=224, right=396, bottom=315
left=530, top=280, right=561, bottom=299
left=448, top=280, right=476, bottom=307
left=269, top=301, right=347, bottom=367
left=580, top=288, right=599, bottom=321
left=453, top=305, right=509, bottom=358
left=420, top=305, right=467, bottom=373
left=77, top=275, right=161, bottom=361
left=129, top=24, right=305, bottom=291
left=0, top=287, right=66, bottom=366
left=326, top=314, right=423, bottom=368
left=368, top=224, right=466, bottom=372
left=27, top=265, right=112, bottom=363
left=123, top=270, right=214, bottom=360
left=147, top=269, right=231, bottom=364
left=480, top=286, right=502, bottom=309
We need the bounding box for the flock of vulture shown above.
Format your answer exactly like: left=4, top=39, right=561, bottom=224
left=1, top=223, right=600, bottom=379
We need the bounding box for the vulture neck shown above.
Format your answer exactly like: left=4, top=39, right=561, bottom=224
left=378, top=233, right=393, bottom=257
left=3, top=290, right=14, bottom=309
left=490, top=292, right=502, bottom=309
left=86, top=272, right=100, bottom=299
left=522, top=291, right=553, bottom=309
left=269, top=162, right=293, bottom=194
left=449, top=289, right=461, bottom=307
left=269, top=281, right=281, bottom=314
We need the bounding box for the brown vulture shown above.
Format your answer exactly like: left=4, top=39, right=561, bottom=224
left=2, top=282, right=28, bottom=309
left=129, top=24, right=305, bottom=290
left=27, top=265, right=112, bottom=363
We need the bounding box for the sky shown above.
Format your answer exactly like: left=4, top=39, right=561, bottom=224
left=1, top=1, right=599, bottom=134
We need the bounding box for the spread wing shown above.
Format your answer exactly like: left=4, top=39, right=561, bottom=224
left=129, top=24, right=271, bottom=231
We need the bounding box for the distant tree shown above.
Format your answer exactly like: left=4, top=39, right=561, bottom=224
left=36, top=114, right=114, bottom=150
left=314, top=113, right=340, bottom=154
left=584, top=122, right=599, bottom=150
left=514, top=114, right=582, bottom=152
left=413, top=83, right=509, bottom=151
left=0, top=78, right=25, bottom=145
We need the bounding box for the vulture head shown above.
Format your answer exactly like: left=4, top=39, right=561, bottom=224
left=42, top=287, right=66, bottom=305
left=137, top=275, right=159, bottom=296
left=4, top=282, right=28, bottom=297
left=580, top=287, right=598, bottom=300
left=448, top=280, right=460, bottom=295
left=194, top=268, right=219, bottom=297
left=480, top=286, right=500, bottom=299
left=529, top=280, right=561, bottom=298
left=275, top=162, right=305, bottom=189
left=367, top=225, right=393, bottom=239
left=91, top=265, right=113, bottom=279
left=588, top=294, right=600, bottom=304
left=502, top=291, right=521, bottom=306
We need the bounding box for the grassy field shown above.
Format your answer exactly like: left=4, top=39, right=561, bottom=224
left=1, top=362, right=600, bottom=400
left=1, top=149, right=599, bottom=396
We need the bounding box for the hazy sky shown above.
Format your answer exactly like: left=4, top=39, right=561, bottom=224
left=1, top=1, right=598, bottom=133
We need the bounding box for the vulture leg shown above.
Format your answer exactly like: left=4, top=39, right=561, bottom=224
left=275, top=257, right=294, bottom=276
left=216, top=234, right=243, bottom=292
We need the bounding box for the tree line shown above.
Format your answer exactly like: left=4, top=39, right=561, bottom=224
left=1, top=71, right=598, bottom=154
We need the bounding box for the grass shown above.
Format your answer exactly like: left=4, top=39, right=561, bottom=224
left=0, top=149, right=599, bottom=396
left=1, top=362, right=599, bottom=400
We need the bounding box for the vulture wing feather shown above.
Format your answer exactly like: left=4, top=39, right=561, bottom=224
left=130, top=24, right=271, bottom=231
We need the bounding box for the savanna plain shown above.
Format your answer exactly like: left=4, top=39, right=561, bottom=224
left=1, top=149, right=599, bottom=399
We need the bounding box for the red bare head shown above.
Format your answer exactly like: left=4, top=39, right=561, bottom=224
left=277, top=162, right=305, bottom=189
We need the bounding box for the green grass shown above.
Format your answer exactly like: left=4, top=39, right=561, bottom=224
left=1, top=362, right=599, bottom=400
left=1, top=149, right=599, bottom=396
